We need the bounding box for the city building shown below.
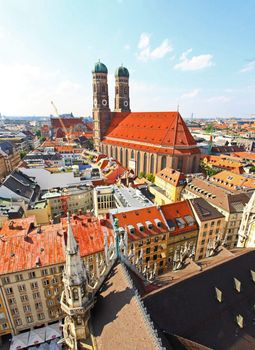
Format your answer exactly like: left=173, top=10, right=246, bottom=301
left=189, top=198, right=225, bottom=260
left=112, top=201, right=198, bottom=274
left=237, top=191, right=255, bottom=248
left=202, top=155, right=244, bottom=174
left=0, top=141, right=21, bottom=179
left=0, top=170, right=40, bottom=204
left=210, top=170, right=255, bottom=191
left=93, top=185, right=153, bottom=217
left=42, top=184, right=93, bottom=221
left=182, top=177, right=250, bottom=249
left=92, top=61, right=201, bottom=175
left=0, top=214, right=113, bottom=342
left=149, top=167, right=186, bottom=205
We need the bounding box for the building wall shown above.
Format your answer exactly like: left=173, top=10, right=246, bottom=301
left=102, top=143, right=200, bottom=175
left=0, top=251, right=105, bottom=335
left=167, top=229, right=198, bottom=270
left=182, top=188, right=242, bottom=250
left=0, top=289, right=12, bottom=338
left=25, top=205, right=51, bottom=225
left=48, top=190, right=93, bottom=220
left=194, top=218, right=225, bottom=260
left=0, top=156, right=7, bottom=181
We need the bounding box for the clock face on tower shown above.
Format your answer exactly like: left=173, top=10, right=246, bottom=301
left=102, top=99, right=107, bottom=107
left=124, top=100, right=128, bottom=107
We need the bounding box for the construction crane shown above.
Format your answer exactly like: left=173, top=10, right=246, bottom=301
left=50, top=101, right=70, bottom=144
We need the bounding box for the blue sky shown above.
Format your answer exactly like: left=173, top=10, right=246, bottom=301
left=0, top=0, right=254, bottom=118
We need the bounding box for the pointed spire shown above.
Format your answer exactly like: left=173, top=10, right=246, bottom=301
left=66, top=212, right=78, bottom=255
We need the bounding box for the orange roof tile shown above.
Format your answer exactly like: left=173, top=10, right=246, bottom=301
left=156, top=167, right=186, bottom=186
left=61, top=215, right=114, bottom=256
left=210, top=170, right=255, bottom=190
left=113, top=206, right=166, bottom=241
left=104, top=112, right=200, bottom=152
left=231, top=152, right=255, bottom=161
left=0, top=215, right=113, bottom=275
left=160, top=201, right=198, bottom=236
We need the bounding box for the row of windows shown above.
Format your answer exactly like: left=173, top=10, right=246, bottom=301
left=2, top=266, right=64, bottom=285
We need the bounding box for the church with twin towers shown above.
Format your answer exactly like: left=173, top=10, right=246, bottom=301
left=92, top=61, right=201, bottom=175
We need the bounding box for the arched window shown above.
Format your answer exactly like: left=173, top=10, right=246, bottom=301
left=137, top=152, right=141, bottom=175
left=192, top=156, right=197, bottom=173
left=116, top=87, right=119, bottom=95
left=115, top=147, right=118, bottom=160
left=177, top=157, right=183, bottom=171
left=125, top=149, right=128, bottom=167
left=110, top=146, right=113, bottom=158
left=143, top=153, right=147, bottom=174
left=131, top=150, right=134, bottom=159
left=124, top=87, right=128, bottom=95
left=150, top=154, right=154, bottom=174
left=73, top=288, right=79, bottom=301
left=161, top=156, right=166, bottom=170
left=105, top=145, right=108, bottom=156
left=102, top=85, right=106, bottom=93
left=120, top=148, right=123, bottom=164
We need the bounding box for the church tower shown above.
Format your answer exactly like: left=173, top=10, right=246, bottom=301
left=61, top=213, right=94, bottom=350
left=92, top=61, right=111, bottom=151
left=114, top=65, right=130, bottom=112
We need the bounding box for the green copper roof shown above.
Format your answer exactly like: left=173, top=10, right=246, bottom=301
left=115, top=65, right=129, bottom=78
left=93, top=61, right=108, bottom=74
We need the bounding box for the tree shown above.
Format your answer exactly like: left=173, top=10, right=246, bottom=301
left=39, top=136, right=46, bottom=143
left=205, top=123, right=214, bottom=134
left=146, top=173, right=155, bottom=183
left=20, top=150, right=27, bottom=159
left=139, top=171, right=146, bottom=178
left=35, top=130, right=41, bottom=137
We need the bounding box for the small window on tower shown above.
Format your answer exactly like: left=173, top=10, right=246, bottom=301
left=102, top=85, right=106, bottom=93
left=116, top=87, right=119, bottom=94
left=124, top=87, right=127, bottom=94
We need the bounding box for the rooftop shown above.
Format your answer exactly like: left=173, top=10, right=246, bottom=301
left=103, top=112, right=200, bottom=154
left=189, top=198, right=225, bottom=222
left=156, top=167, right=186, bottom=187
left=92, top=263, right=157, bottom=350
left=143, top=249, right=255, bottom=350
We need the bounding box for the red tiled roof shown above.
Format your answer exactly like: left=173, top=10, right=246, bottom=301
left=51, top=117, right=85, bottom=129
left=160, top=201, right=198, bottom=236
left=0, top=222, right=65, bottom=275
left=113, top=206, right=166, bottom=241
left=156, top=167, right=186, bottom=186
left=61, top=215, right=113, bottom=256
left=0, top=215, right=113, bottom=275
left=104, top=112, right=198, bottom=149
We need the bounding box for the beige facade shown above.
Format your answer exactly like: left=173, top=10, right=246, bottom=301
left=0, top=155, right=7, bottom=181
left=47, top=187, right=93, bottom=220
left=193, top=218, right=225, bottom=260
left=0, top=252, right=106, bottom=337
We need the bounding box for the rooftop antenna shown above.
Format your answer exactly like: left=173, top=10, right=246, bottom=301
left=177, top=104, right=180, bottom=112
left=191, top=112, right=194, bottom=122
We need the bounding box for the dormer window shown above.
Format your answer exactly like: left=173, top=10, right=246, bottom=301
left=154, top=219, right=162, bottom=228
left=145, top=220, right=153, bottom=229
left=137, top=223, right=144, bottom=232
left=127, top=225, right=135, bottom=234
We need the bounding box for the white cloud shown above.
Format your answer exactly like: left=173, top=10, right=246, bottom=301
left=181, top=89, right=200, bottom=99
left=174, top=48, right=214, bottom=71
left=137, top=33, right=173, bottom=61
left=206, top=95, right=231, bottom=103
left=0, top=63, right=88, bottom=116
left=138, top=33, right=150, bottom=50
left=124, top=44, right=130, bottom=50
left=240, top=60, right=255, bottom=73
